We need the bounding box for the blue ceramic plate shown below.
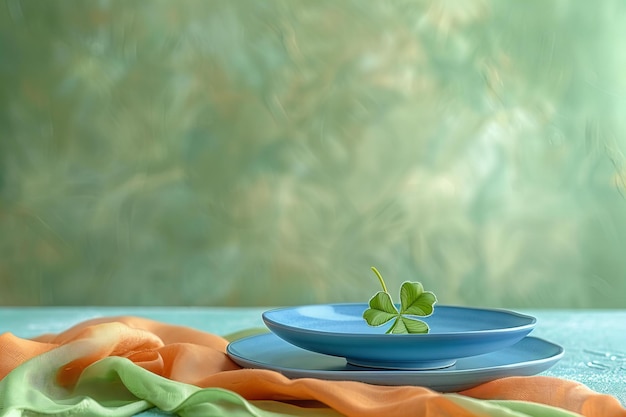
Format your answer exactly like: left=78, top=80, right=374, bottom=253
left=227, top=333, right=563, bottom=392
left=262, top=304, right=536, bottom=369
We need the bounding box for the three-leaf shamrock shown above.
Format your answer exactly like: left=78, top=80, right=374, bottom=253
left=363, top=267, right=437, bottom=334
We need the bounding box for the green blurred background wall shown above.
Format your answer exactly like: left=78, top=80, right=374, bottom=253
left=1, top=0, right=625, bottom=308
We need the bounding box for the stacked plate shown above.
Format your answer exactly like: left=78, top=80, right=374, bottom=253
left=226, top=304, right=563, bottom=392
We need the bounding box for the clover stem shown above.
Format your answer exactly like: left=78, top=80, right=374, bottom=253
left=371, top=266, right=389, bottom=294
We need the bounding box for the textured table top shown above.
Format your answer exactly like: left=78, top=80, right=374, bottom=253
left=1, top=307, right=624, bottom=413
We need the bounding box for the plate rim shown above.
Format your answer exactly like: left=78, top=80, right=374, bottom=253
left=262, top=303, right=537, bottom=338
left=227, top=332, right=564, bottom=378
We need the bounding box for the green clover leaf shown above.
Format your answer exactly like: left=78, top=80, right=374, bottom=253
left=400, top=281, right=436, bottom=316
left=388, top=315, right=430, bottom=334
left=363, top=291, right=399, bottom=326
left=362, top=267, right=437, bottom=334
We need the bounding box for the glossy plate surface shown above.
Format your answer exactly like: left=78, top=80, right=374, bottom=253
left=227, top=333, right=563, bottom=392
left=262, top=304, right=537, bottom=369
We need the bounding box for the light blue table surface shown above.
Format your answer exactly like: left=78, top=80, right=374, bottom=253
left=1, top=307, right=624, bottom=415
